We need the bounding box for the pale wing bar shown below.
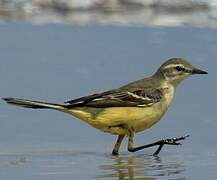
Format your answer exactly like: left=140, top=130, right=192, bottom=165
left=64, top=89, right=163, bottom=108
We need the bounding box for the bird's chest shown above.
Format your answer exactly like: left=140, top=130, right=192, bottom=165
left=161, top=85, right=175, bottom=108
left=135, top=85, right=175, bottom=132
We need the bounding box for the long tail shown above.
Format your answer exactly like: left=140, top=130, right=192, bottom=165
left=2, top=97, right=65, bottom=110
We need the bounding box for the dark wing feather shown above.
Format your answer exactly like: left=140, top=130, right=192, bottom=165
left=65, top=88, right=163, bottom=108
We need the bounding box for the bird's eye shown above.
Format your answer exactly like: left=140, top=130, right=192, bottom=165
left=176, top=66, right=183, bottom=71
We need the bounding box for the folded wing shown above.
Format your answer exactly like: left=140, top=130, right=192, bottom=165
left=65, top=88, right=163, bottom=108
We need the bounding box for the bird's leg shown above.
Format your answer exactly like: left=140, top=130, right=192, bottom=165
left=112, top=135, right=125, bottom=155
left=127, top=131, right=135, bottom=153
left=128, top=134, right=189, bottom=156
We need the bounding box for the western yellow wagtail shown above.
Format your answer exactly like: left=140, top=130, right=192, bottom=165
left=2, top=58, right=207, bottom=155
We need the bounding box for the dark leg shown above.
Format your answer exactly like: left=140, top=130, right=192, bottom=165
left=128, top=134, right=189, bottom=156
left=112, top=135, right=125, bottom=155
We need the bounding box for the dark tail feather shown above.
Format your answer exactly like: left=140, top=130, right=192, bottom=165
left=2, top=97, right=65, bottom=110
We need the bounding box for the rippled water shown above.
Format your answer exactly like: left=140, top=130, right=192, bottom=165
left=97, top=154, right=186, bottom=179
left=0, top=148, right=216, bottom=179
left=0, top=150, right=187, bottom=179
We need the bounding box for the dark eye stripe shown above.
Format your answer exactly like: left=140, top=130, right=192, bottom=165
left=176, top=66, right=183, bottom=71
left=175, top=66, right=192, bottom=73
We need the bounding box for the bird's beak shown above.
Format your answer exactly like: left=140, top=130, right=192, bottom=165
left=192, top=68, right=208, bottom=75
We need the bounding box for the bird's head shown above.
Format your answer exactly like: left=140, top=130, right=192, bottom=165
left=154, top=58, right=208, bottom=86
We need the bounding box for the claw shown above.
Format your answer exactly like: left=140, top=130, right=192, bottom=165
left=176, top=135, right=190, bottom=141
left=162, top=135, right=189, bottom=145
left=152, top=135, right=189, bottom=156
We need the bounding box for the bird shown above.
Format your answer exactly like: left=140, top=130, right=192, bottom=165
left=2, top=58, right=207, bottom=155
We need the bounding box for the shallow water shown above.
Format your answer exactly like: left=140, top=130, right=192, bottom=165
left=0, top=23, right=217, bottom=179
left=0, top=148, right=216, bottom=179
left=0, top=150, right=187, bottom=179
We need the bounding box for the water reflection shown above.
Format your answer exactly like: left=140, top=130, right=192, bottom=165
left=96, top=154, right=186, bottom=180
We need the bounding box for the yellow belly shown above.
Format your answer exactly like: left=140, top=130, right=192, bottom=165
left=63, top=104, right=166, bottom=135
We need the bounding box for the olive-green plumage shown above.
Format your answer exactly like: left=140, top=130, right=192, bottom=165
left=2, top=58, right=207, bottom=155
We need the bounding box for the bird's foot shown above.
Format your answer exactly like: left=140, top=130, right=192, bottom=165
left=160, top=135, right=189, bottom=145
left=153, top=135, right=189, bottom=156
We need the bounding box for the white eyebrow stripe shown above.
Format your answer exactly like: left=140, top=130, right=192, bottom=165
left=163, top=64, right=184, bottom=69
